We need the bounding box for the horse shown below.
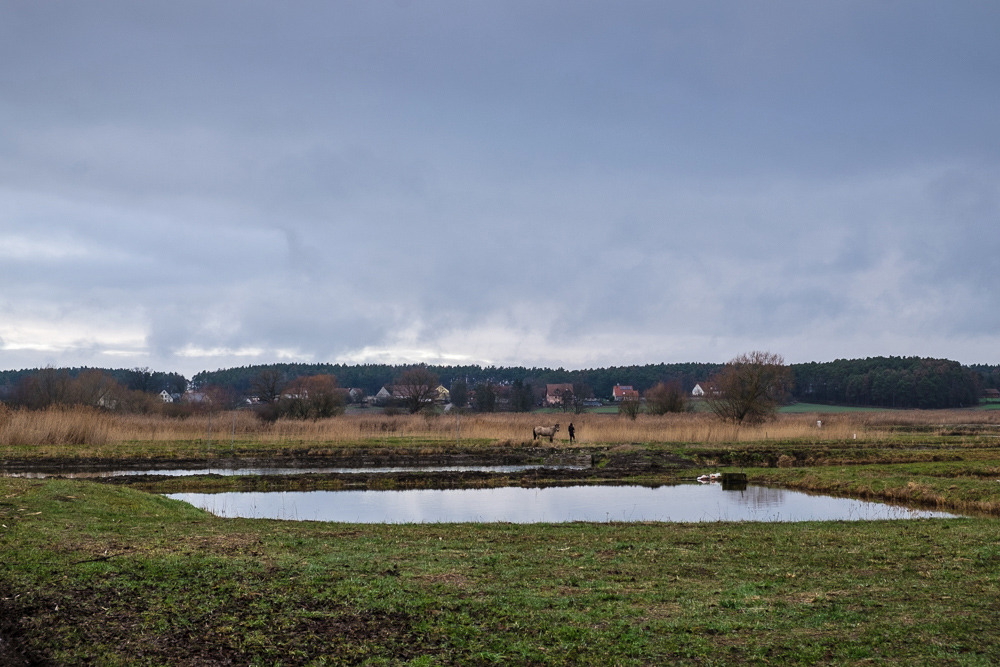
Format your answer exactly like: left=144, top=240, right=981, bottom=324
left=532, top=423, right=560, bottom=442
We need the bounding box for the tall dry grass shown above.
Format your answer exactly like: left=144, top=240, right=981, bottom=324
left=2, top=404, right=997, bottom=450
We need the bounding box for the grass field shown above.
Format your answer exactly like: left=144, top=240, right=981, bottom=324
left=3, top=477, right=1000, bottom=665
left=4, top=408, right=1000, bottom=664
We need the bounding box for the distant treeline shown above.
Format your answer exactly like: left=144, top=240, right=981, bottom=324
left=0, top=367, right=193, bottom=414
left=0, top=367, right=187, bottom=397
left=190, top=357, right=1000, bottom=409
left=791, top=357, right=984, bottom=409
left=1, top=357, right=996, bottom=412
left=968, top=365, right=1000, bottom=395
left=191, top=362, right=725, bottom=400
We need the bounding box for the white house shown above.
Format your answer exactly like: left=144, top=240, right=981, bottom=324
left=692, top=382, right=718, bottom=397
left=159, top=390, right=173, bottom=403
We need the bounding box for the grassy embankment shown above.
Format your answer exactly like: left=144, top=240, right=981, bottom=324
left=3, top=477, right=1000, bottom=665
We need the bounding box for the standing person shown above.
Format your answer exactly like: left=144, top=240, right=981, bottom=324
left=568, top=422, right=575, bottom=443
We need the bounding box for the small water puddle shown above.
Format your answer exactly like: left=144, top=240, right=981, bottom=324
left=5, top=464, right=587, bottom=479
left=166, top=484, right=962, bottom=523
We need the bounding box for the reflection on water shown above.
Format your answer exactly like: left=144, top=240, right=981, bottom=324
left=742, top=485, right=788, bottom=510
left=6, top=464, right=587, bottom=479
left=166, top=484, right=961, bottom=524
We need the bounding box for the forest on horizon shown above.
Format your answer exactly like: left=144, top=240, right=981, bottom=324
left=0, top=356, right=996, bottom=411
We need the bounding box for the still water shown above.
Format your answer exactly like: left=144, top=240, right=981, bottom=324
left=8, top=464, right=586, bottom=479
left=167, top=484, right=961, bottom=523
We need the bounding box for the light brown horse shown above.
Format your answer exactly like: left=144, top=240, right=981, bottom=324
left=532, top=423, right=560, bottom=442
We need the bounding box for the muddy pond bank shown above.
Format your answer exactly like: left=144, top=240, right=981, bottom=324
left=1, top=448, right=699, bottom=493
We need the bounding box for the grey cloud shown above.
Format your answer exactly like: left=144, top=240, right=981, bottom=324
left=2, top=2, right=1000, bottom=374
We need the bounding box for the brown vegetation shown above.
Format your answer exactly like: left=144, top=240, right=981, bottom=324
left=644, top=380, right=688, bottom=415
left=394, top=366, right=440, bottom=413
left=706, top=351, right=793, bottom=424
left=1, top=404, right=999, bottom=454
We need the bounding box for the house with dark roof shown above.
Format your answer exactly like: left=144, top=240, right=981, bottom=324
left=545, top=383, right=575, bottom=406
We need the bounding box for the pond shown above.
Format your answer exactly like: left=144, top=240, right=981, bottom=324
left=166, top=483, right=962, bottom=523
left=6, top=463, right=587, bottom=479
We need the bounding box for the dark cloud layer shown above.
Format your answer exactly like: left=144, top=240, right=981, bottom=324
left=1, top=2, right=998, bottom=375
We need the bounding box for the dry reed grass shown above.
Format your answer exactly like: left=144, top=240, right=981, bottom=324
left=2, top=404, right=997, bottom=451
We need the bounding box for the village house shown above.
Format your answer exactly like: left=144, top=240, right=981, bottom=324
left=545, top=383, right=574, bottom=406
left=374, top=386, right=393, bottom=405
left=374, top=384, right=444, bottom=406
left=612, top=384, right=639, bottom=401
left=691, top=382, right=718, bottom=397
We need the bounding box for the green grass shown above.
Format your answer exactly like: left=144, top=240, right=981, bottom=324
left=3, top=477, right=1000, bottom=665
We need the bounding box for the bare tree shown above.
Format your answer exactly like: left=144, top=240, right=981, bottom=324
left=74, top=369, right=120, bottom=408
left=282, top=374, right=343, bottom=419
left=618, top=394, right=642, bottom=420
left=251, top=369, right=286, bottom=404
left=394, top=366, right=440, bottom=414
left=706, top=351, right=793, bottom=425
left=645, top=380, right=688, bottom=415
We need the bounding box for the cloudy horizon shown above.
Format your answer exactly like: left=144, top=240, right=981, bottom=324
left=2, top=2, right=999, bottom=377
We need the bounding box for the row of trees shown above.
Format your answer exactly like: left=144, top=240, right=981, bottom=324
left=2, top=368, right=195, bottom=414
left=250, top=372, right=344, bottom=421
left=617, top=352, right=792, bottom=425
left=3, top=355, right=991, bottom=419
left=448, top=379, right=538, bottom=413
left=790, top=357, right=981, bottom=409
left=193, top=362, right=725, bottom=400
left=0, top=366, right=187, bottom=398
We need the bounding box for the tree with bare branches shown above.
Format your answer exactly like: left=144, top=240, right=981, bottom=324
left=645, top=380, right=688, bottom=415
left=618, top=394, right=642, bottom=420
left=250, top=369, right=286, bottom=404
left=394, top=366, right=440, bottom=414
left=705, top=351, right=793, bottom=425
left=282, top=374, right=343, bottom=419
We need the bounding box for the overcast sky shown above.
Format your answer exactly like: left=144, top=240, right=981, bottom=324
left=2, top=1, right=998, bottom=377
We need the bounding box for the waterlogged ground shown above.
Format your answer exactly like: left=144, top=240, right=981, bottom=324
left=5, top=432, right=1000, bottom=664
left=2, top=477, right=1000, bottom=665
left=168, top=483, right=962, bottom=523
